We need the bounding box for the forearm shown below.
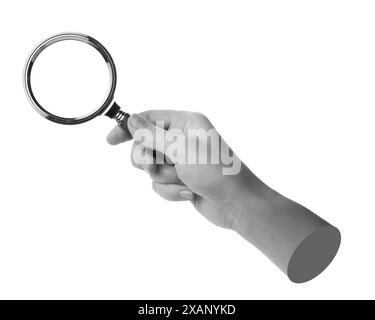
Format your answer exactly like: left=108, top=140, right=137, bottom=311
left=232, top=167, right=341, bottom=283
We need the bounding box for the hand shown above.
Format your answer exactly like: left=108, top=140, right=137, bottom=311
left=107, top=110, right=341, bottom=283
left=107, top=110, right=245, bottom=229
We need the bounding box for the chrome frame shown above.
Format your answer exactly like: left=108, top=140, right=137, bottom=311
left=24, top=32, right=117, bottom=125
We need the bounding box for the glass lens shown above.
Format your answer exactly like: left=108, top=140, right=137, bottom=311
left=30, top=40, right=111, bottom=119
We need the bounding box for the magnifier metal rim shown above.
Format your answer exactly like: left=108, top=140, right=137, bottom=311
left=24, top=32, right=117, bottom=125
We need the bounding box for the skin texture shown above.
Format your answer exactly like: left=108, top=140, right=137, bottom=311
left=107, top=110, right=341, bottom=282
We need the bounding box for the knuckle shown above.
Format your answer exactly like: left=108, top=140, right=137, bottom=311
left=193, top=112, right=209, bottom=122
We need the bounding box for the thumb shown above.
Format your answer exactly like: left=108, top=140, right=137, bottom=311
left=127, top=113, right=154, bottom=136
left=106, top=114, right=132, bottom=145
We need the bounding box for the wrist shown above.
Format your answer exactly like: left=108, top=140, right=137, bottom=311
left=230, top=166, right=341, bottom=283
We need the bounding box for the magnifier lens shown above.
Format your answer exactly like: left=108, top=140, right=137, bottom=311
left=30, top=40, right=111, bottom=119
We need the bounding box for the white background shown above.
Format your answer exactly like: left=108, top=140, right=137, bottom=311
left=0, top=0, right=374, bottom=299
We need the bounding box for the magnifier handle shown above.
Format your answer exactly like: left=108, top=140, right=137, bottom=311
left=105, top=102, right=132, bottom=138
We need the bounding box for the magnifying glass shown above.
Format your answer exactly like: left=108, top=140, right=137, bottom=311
left=24, top=32, right=131, bottom=135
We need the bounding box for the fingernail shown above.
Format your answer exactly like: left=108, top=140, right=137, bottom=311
left=129, top=114, right=142, bottom=128
left=179, top=189, right=194, bottom=200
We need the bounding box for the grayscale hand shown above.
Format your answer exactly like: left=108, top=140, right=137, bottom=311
left=108, top=110, right=244, bottom=229
left=107, top=110, right=341, bottom=283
